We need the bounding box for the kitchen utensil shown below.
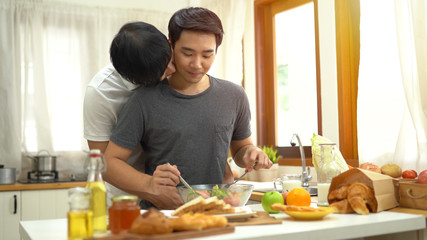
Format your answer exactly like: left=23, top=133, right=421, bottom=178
left=317, top=143, right=341, bottom=206
left=177, top=183, right=254, bottom=207
left=0, top=165, right=16, bottom=184
left=27, top=150, right=57, bottom=172
left=224, top=171, right=249, bottom=189
left=179, top=175, right=199, bottom=197
left=225, top=162, right=257, bottom=189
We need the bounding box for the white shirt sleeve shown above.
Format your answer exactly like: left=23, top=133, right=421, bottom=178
left=83, top=85, right=116, bottom=141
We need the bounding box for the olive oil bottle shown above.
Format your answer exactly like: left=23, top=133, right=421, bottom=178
left=68, top=187, right=93, bottom=240
left=85, top=149, right=107, bottom=233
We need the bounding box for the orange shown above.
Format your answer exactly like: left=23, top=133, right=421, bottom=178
left=286, top=187, right=311, bottom=206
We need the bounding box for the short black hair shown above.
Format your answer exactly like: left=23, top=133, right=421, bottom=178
left=168, top=7, right=224, bottom=51
left=110, top=22, right=171, bottom=86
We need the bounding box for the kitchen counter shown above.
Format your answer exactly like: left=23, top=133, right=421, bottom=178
left=0, top=181, right=86, bottom=191
left=19, top=204, right=426, bottom=240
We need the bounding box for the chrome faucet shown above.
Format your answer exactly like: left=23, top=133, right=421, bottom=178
left=290, top=133, right=311, bottom=188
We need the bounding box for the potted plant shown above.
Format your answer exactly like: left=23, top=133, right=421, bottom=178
left=247, top=146, right=281, bottom=182
left=261, top=146, right=281, bottom=164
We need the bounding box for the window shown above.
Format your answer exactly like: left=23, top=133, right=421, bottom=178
left=255, top=0, right=360, bottom=167
left=275, top=2, right=318, bottom=147
left=255, top=0, right=321, bottom=164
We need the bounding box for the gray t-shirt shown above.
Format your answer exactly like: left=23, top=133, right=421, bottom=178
left=110, top=75, right=251, bottom=185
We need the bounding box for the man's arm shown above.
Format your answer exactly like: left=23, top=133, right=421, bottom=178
left=103, top=141, right=184, bottom=209
left=222, top=162, right=234, bottom=184
left=230, top=137, right=272, bottom=172
left=87, top=140, right=109, bottom=153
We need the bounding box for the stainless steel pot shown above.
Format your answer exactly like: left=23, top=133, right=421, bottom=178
left=0, top=165, right=16, bottom=184
left=27, top=150, right=57, bottom=172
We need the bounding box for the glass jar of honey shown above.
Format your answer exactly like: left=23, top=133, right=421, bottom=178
left=108, top=195, right=141, bottom=234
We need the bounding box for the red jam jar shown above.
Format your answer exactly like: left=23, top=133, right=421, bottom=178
left=108, top=195, right=141, bottom=234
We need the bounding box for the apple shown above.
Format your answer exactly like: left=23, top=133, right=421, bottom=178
left=262, top=191, right=284, bottom=213
left=281, top=191, right=289, bottom=205
left=417, top=170, right=427, bottom=184
left=402, top=170, right=417, bottom=179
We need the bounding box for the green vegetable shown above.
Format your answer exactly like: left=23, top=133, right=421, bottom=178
left=260, top=146, right=281, bottom=164
left=209, top=185, right=231, bottom=199
left=310, top=133, right=349, bottom=172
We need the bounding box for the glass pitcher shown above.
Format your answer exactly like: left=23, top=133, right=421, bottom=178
left=317, top=143, right=341, bottom=206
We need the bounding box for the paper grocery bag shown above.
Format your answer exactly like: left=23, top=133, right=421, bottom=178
left=329, top=168, right=398, bottom=212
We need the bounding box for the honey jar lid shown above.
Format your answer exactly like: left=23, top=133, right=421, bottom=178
left=111, top=195, right=138, bottom=202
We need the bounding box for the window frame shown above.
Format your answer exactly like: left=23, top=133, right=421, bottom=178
left=254, top=0, right=360, bottom=167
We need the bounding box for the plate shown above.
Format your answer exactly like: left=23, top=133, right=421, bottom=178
left=217, top=206, right=256, bottom=220
left=282, top=207, right=334, bottom=220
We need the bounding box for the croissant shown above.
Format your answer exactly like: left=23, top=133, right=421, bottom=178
left=171, top=213, right=228, bottom=231
left=329, top=199, right=354, bottom=213
left=130, top=208, right=173, bottom=235
left=327, top=182, right=377, bottom=215
left=328, top=185, right=349, bottom=202
left=347, top=182, right=377, bottom=214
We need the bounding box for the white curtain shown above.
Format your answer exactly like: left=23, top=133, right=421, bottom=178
left=358, top=0, right=427, bottom=170
left=0, top=0, right=250, bottom=178
left=200, top=0, right=248, bottom=85
left=0, top=0, right=171, bottom=178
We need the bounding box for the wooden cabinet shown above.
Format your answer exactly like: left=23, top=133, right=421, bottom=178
left=21, top=189, right=68, bottom=220
left=0, top=191, right=21, bottom=240
left=0, top=189, right=69, bottom=240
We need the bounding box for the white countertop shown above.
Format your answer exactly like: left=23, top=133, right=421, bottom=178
left=20, top=204, right=426, bottom=240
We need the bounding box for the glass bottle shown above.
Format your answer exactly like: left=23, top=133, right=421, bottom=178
left=85, top=149, right=107, bottom=233
left=108, top=195, right=141, bottom=234
left=317, top=143, right=342, bottom=206
left=68, top=187, right=93, bottom=240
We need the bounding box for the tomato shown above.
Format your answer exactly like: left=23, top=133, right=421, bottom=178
left=417, top=170, right=427, bottom=184
left=223, top=192, right=241, bottom=207
left=402, top=170, right=417, bottom=179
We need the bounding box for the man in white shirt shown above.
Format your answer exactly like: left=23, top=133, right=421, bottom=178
left=83, top=21, right=175, bottom=204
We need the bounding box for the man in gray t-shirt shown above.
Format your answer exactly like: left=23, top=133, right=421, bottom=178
left=111, top=75, right=251, bottom=185
left=103, top=7, right=272, bottom=210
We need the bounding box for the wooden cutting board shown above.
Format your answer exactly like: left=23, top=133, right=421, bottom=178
left=86, top=226, right=235, bottom=240
left=228, top=211, right=282, bottom=226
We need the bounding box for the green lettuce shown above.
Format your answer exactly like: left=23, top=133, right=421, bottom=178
left=311, top=133, right=349, bottom=172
